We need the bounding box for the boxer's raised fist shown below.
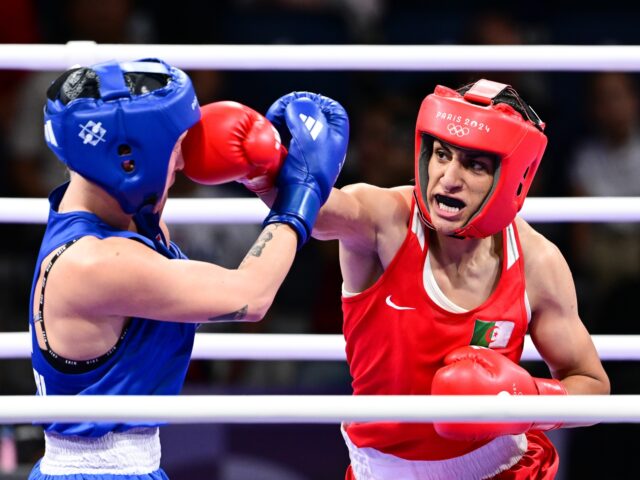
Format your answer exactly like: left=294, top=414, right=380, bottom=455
left=262, top=91, right=349, bottom=246
left=182, top=101, right=286, bottom=193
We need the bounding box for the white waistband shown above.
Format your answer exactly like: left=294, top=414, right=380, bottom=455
left=341, top=425, right=527, bottom=480
left=41, top=427, right=161, bottom=475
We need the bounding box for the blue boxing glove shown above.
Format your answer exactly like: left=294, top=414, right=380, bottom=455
left=264, top=92, right=349, bottom=246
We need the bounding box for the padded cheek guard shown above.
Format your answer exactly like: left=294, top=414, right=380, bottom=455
left=413, top=79, right=548, bottom=238
left=44, top=59, right=201, bottom=214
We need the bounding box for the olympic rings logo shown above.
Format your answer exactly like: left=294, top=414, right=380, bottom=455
left=447, top=123, right=470, bottom=137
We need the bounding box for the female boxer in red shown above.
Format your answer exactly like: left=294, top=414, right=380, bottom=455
left=284, top=79, right=610, bottom=479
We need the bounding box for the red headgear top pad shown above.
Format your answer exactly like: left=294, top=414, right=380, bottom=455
left=414, top=79, right=547, bottom=238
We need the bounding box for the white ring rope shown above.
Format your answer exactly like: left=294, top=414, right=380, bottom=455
left=1, top=332, right=638, bottom=361
left=1, top=197, right=639, bottom=224
left=0, top=395, right=638, bottom=424
left=4, top=43, right=640, bottom=71
left=0, top=197, right=270, bottom=224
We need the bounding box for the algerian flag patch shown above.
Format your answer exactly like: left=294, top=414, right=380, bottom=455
left=471, top=320, right=515, bottom=348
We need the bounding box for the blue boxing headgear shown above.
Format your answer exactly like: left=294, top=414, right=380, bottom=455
left=44, top=58, right=201, bottom=214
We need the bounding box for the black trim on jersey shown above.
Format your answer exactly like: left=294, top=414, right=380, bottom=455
left=34, top=239, right=129, bottom=374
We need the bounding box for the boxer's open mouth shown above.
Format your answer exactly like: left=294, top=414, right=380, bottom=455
left=435, top=194, right=466, bottom=213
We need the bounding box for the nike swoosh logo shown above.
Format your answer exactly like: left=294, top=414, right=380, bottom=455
left=385, top=295, right=416, bottom=311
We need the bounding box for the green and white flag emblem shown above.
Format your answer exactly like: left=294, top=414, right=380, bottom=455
left=471, top=320, right=515, bottom=348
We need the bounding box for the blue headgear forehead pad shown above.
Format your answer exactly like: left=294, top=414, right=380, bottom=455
left=44, top=58, right=201, bottom=214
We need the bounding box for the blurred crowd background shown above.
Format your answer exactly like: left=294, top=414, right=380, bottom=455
left=0, top=0, right=639, bottom=478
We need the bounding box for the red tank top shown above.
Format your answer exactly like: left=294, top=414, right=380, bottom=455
left=342, top=201, right=529, bottom=461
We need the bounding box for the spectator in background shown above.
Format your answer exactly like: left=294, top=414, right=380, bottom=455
left=350, top=93, right=415, bottom=188
left=568, top=72, right=640, bottom=332
left=457, top=11, right=553, bottom=197
left=458, top=10, right=548, bottom=97
left=0, top=0, right=41, bottom=197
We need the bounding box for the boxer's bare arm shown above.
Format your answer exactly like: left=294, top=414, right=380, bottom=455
left=41, top=223, right=297, bottom=325
left=517, top=217, right=610, bottom=397
left=313, top=184, right=412, bottom=293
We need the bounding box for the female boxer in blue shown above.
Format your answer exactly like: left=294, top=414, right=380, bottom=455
left=29, top=58, right=349, bottom=479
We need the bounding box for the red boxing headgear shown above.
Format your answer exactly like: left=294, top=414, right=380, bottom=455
left=414, top=79, right=547, bottom=238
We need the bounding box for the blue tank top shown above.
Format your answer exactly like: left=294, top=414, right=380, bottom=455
left=29, top=184, right=197, bottom=437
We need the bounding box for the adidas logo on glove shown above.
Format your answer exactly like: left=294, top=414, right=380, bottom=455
left=298, top=113, right=324, bottom=140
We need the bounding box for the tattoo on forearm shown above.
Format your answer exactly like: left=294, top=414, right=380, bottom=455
left=240, top=224, right=280, bottom=267
left=207, top=305, right=248, bottom=322
left=249, top=231, right=273, bottom=258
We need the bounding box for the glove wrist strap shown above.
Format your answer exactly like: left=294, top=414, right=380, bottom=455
left=532, top=377, right=568, bottom=431
left=534, top=377, right=568, bottom=396
left=264, top=184, right=321, bottom=247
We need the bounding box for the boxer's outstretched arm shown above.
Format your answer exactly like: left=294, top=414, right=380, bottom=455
left=55, top=223, right=297, bottom=325
left=313, top=184, right=411, bottom=250
left=312, top=184, right=411, bottom=294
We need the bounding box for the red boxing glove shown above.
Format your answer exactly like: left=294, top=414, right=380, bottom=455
left=182, top=101, right=286, bottom=194
left=431, top=346, right=568, bottom=442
